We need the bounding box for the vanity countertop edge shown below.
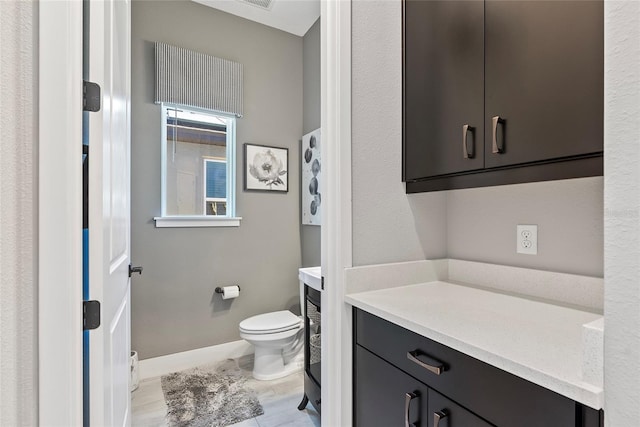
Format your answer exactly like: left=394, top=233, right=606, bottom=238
left=345, top=280, right=604, bottom=410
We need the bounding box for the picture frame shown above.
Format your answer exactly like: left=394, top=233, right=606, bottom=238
left=301, top=129, right=321, bottom=225
left=244, top=143, right=289, bottom=192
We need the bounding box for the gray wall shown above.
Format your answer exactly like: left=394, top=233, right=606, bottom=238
left=351, top=0, right=603, bottom=278
left=301, top=18, right=321, bottom=267
left=352, top=0, right=448, bottom=266
left=131, top=0, right=303, bottom=359
left=447, top=177, right=603, bottom=277
left=0, top=1, right=38, bottom=424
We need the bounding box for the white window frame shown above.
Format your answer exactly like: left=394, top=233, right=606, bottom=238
left=154, top=103, right=241, bottom=227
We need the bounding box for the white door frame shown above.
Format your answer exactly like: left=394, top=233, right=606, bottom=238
left=321, top=1, right=353, bottom=426
left=38, top=1, right=84, bottom=425
left=37, top=1, right=353, bottom=425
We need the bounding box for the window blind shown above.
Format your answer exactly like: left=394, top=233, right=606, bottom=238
left=206, top=161, right=227, bottom=199
left=155, top=42, right=243, bottom=117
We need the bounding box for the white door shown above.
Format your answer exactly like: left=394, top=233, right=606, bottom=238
left=87, top=0, right=132, bottom=426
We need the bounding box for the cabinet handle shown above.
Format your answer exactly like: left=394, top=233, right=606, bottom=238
left=434, top=409, right=449, bottom=427
left=463, top=124, right=474, bottom=159
left=404, top=392, right=418, bottom=427
left=492, top=115, right=505, bottom=154
left=407, top=350, right=446, bottom=375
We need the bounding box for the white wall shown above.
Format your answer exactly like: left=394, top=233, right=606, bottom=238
left=447, top=177, right=604, bottom=277
left=351, top=0, right=448, bottom=266
left=603, top=1, right=640, bottom=425
left=352, top=0, right=604, bottom=278
left=0, top=1, right=38, bottom=425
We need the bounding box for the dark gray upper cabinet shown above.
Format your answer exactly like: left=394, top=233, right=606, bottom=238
left=403, top=0, right=485, bottom=180
left=484, top=0, right=604, bottom=168
left=403, top=0, right=603, bottom=192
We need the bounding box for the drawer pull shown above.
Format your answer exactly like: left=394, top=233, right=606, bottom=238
left=404, top=392, right=419, bottom=427
left=407, top=350, right=446, bottom=375
left=434, top=409, right=449, bottom=427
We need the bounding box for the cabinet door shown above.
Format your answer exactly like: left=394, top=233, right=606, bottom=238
left=428, top=389, right=494, bottom=427
left=484, top=0, right=603, bottom=168
left=403, top=0, right=484, bottom=180
left=355, top=345, right=429, bottom=427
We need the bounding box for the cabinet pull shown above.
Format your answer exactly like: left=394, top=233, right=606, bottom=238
left=492, top=115, right=505, bottom=154
left=434, top=409, right=449, bottom=427
left=407, top=350, right=446, bottom=375
left=463, top=124, right=474, bottom=159
left=404, top=392, right=419, bottom=427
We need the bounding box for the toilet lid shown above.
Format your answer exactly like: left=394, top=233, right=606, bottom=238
left=239, top=310, right=302, bottom=334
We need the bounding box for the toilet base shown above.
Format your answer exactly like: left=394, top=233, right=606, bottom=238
left=252, top=346, right=303, bottom=381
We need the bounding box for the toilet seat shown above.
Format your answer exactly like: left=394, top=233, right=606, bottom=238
left=239, top=310, right=302, bottom=335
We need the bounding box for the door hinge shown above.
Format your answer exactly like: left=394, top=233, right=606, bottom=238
left=129, top=264, right=143, bottom=278
left=83, top=80, right=101, bottom=112
left=321, top=276, right=325, bottom=290
left=83, top=300, right=101, bottom=330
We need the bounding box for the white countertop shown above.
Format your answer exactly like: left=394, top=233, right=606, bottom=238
left=345, top=281, right=603, bottom=409
left=299, top=266, right=322, bottom=292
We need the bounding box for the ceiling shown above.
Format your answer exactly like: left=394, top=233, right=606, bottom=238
left=192, top=0, right=320, bottom=37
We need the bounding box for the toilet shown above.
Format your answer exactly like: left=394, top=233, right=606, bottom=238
left=239, top=281, right=305, bottom=380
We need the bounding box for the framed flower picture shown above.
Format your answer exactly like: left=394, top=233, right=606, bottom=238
left=244, top=143, right=289, bottom=192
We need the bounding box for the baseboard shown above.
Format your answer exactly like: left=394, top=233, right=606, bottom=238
left=138, top=340, right=254, bottom=380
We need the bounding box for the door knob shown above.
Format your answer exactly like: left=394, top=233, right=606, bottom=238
left=128, top=264, right=143, bottom=277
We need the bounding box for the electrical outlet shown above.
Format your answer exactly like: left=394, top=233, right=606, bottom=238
left=517, top=225, right=538, bottom=255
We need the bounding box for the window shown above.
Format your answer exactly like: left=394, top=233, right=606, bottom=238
left=204, top=159, right=227, bottom=215
left=155, top=104, right=239, bottom=227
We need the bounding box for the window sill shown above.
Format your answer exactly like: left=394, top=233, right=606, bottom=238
left=154, top=216, right=242, bottom=228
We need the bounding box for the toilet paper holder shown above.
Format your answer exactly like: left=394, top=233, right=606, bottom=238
left=215, top=286, right=241, bottom=293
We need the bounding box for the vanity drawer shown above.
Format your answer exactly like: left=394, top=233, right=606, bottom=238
left=355, top=309, right=579, bottom=427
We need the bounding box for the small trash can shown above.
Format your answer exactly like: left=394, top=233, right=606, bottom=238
left=130, top=351, right=139, bottom=392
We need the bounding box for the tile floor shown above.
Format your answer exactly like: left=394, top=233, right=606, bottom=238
left=132, top=354, right=321, bottom=427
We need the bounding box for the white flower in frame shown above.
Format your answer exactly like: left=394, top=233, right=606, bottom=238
left=244, top=144, right=289, bottom=192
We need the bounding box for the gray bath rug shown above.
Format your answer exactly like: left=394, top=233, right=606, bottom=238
left=161, top=359, right=264, bottom=427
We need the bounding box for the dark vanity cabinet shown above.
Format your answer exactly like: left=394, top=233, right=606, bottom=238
left=403, top=0, right=603, bottom=192
left=355, top=345, right=429, bottom=427
left=299, top=285, right=321, bottom=414
left=355, top=346, right=492, bottom=427
left=353, top=309, right=603, bottom=427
